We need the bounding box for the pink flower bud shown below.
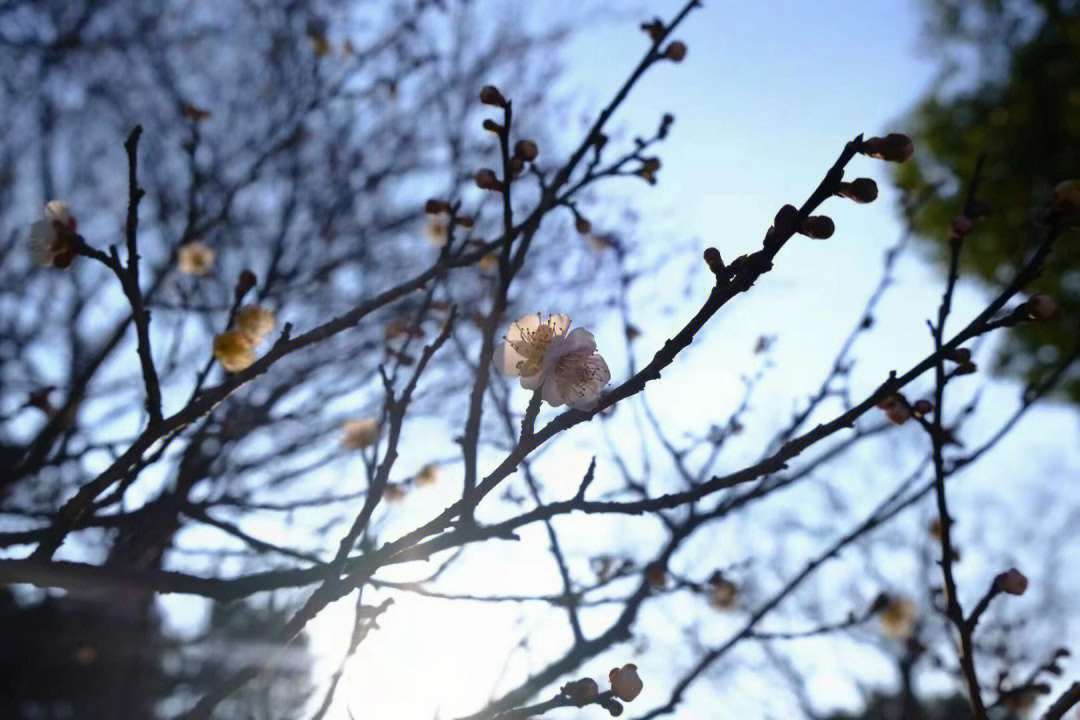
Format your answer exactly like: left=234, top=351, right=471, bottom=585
left=1024, top=294, right=1057, bottom=320
left=479, top=85, right=506, bottom=108
left=837, top=178, right=878, bottom=204
left=996, top=568, right=1028, bottom=596
left=609, top=664, right=643, bottom=702
left=514, top=139, right=538, bottom=162
left=800, top=215, right=835, bottom=240
left=664, top=41, right=687, bottom=62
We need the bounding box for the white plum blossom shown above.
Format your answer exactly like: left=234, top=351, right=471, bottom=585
left=495, top=313, right=611, bottom=410
left=30, top=200, right=79, bottom=268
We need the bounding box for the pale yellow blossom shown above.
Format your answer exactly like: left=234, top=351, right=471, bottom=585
left=213, top=330, right=257, bottom=372
left=177, top=241, right=215, bottom=275
left=341, top=418, right=379, bottom=449
left=236, top=305, right=276, bottom=343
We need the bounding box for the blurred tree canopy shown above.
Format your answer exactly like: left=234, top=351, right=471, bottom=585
left=897, top=0, right=1080, bottom=400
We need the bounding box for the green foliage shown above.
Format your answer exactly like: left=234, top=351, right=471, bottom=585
left=897, top=0, right=1080, bottom=400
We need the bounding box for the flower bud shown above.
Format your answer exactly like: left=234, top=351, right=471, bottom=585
left=424, top=198, right=451, bottom=215
left=1024, top=293, right=1057, bottom=320
left=663, top=41, right=687, bottom=62
left=949, top=215, right=973, bottom=239
left=1050, top=180, right=1080, bottom=215
left=509, top=156, right=525, bottom=176
left=479, top=85, right=506, bottom=108
left=944, top=347, right=971, bottom=364
left=800, top=215, right=835, bottom=239
left=912, top=399, right=933, bottom=417
left=609, top=664, right=643, bottom=702
left=773, top=204, right=800, bottom=235
left=482, top=118, right=503, bottom=135
left=703, top=246, right=724, bottom=273
left=562, top=678, right=599, bottom=707
left=837, top=178, right=878, bottom=203
left=644, top=561, right=667, bottom=589
left=861, top=133, right=913, bottom=163
left=514, top=139, right=538, bottom=162
left=575, top=216, right=592, bottom=235
left=877, top=394, right=911, bottom=425
left=235, top=269, right=257, bottom=300
left=996, top=568, right=1028, bottom=596
left=456, top=215, right=474, bottom=229
left=475, top=168, right=500, bottom=191
left=954, top=360, right=977, bottom=376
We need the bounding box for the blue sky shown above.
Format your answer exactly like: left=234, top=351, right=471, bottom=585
left=291, top=3, right=1080, bottom=719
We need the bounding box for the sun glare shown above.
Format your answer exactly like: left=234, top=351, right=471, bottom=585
left=307, top=591, right=526, bottom=719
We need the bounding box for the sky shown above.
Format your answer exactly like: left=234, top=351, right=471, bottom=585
left=292, top=2, right=1080, bottom=719
left=8, top=1, right=1080, bottom=719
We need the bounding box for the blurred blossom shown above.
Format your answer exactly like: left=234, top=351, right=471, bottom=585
left=177, top=241, right=215, bottom=275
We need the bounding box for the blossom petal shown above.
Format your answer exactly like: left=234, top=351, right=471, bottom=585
left=494, top=340, right=526, bottom=376
left=44, top=200, right=71, bottom=225
left=542, top=378, right=566, bottom=406
left=546, top=313, right=571, bottom=337
left=562, top=327, right=597, bottom=354
left=586, top=353, right=611, bottom=386
left=520, top=371, right=545, bottom=390
left=506, top=313, right=542, bottom=343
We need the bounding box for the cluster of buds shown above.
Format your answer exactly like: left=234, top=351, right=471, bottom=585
left=836, top=178, right=879, bottom=204
left=877, top=394, right=911, bottom=425
left=944, top=346, right=977, bottom=375
left=995, top=568, right=1029, bottom=596
left=663, top=41, right=687, bottom=62
left=213, top=304, right=277, bottom=372
left=859, top=133, right=914, bottom=163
